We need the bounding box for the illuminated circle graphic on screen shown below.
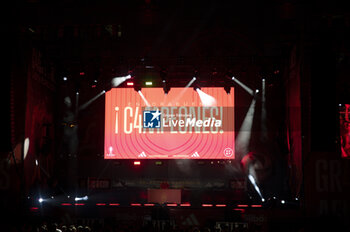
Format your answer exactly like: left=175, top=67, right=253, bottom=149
left=224, top=148, right=234, bottom=157
left=104, top=87, right=235, bottom=159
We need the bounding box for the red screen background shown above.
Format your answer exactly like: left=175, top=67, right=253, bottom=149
left=105, top=87, right=234, bottom=159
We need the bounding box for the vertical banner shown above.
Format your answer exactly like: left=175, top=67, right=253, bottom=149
left=24, top=48, right=55, bottom=189
left=285, top=46, right=303, bottom=196
left=304, top=152, right=350, bottom=227
left=339, top=104, right=350, bottom=158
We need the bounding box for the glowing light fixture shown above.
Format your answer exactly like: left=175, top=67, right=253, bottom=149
left=134, top=161, right=141, bottom=166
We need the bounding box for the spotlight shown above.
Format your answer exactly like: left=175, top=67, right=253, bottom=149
left=255, top=89, right=259, bottom=93
left=183, top=77, right=197, bottom=88
left=51, top=196, right=54, bottom=199
left=192, top=78, right=201, bottom=90
left=162, top=80, right=166, bottom=83
left=339, top=104, right=342, bottom=107
left=145, top=81, right=153, bottom=86
left=75, top=196, right=88, bottom=201
left=112, top=74, right=133, bottom=87
left=35, top=159, right=38, bottom=166
left=38, top=198, right=43, bottom=203
left=126, top=82, right=134, bottom=86
left=232, top=77, right=254, bottom=95
left=91, top=79, right=97, bottom=88
left=163, top=80, right=170, bottom=94
left=281, top=200, right=285, bottom=204
left=262, top=78, right=265, bottom=82
left=224, top=86, right=231, bottom=94
left=102, top=90, right=106, bottom=93
left=63, top=77, right=68, bottom=81
left=262, top=198, right=265, bottom=202
left=163, top=87, right=170, bottom=95
left=134, top=86, right=141, bottom=92
left=134, top=161, right=141, bottom=166
left=76, top=92, right=79, bottom=95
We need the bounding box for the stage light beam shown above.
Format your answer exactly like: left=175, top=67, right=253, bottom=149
left=138, top=90, right=150, bottom=106
left=248, top=174, right=263, bottom=200
left=236, top=99, right=256, bottom=156
left=24, top=138, right=30, bottom=160
left=111, top=75, right=132, bottom=87
left=79, top=91, right=106, bottom=110
left=185, top=77, right=197, bottom=88
left=196, top=89, right=217, bottom=107
left=172, top=77, right=198, bottom=103
left=232, top=77, right=254, bottom=95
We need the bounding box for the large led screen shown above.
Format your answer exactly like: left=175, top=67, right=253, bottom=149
left=105, top=87, right=234, bottom=159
